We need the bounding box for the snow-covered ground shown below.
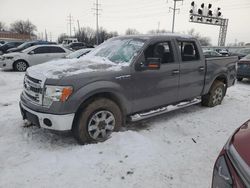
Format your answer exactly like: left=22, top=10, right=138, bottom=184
left=0, top=70, right=250, bottom=188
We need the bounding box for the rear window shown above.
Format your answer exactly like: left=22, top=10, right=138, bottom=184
left=178, top=41, right=200, bottom=61
left=33, top=46, right=50, bottom=54
left=49, top=46, right=65, bottom=53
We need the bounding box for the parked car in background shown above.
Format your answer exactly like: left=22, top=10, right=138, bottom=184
left=215, top=48, right=229, bottom=56
left=66, top=42, right=94, bottom=51
left=203, top=50, right=222, bottom=58
left=7, top=40, right=57, bottom=53
left=0, top=40, right=6, bottom=46
left=0, top=41, right=24, bottom=55
left=230, top=48, right=250, bottom=60
left=62, top=38, right=78, bottom=45
left=65, top=48, right=93, bottom=59
left=237, top=54, right=250, bottom=81
left=212, top=119, right=250, bottom=188
left=0, top=45, right=71, bottom=71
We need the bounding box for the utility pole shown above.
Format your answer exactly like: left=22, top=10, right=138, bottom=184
left=169, top=0, right=183, bottom=33
left=45, top=29, right=48, bottom=41
left=67, top=14, right=74, bottom=37
left=157, top=22, right=160, bottom=33
left=49, top=32, right=52, bottom=42
left=92, top=0, right=101, bottom=45
left=77, top=20, right=80, bottom=33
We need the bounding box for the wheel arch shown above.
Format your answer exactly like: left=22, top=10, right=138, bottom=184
left=13, top=59, right=29, bottom=69
left=204, top=73, right=228, bottom=95
left=72, top=90, right=129, bottom=130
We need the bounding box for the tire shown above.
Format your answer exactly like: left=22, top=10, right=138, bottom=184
left=237, top=77, right=243, bottom=81
left=201, top=81, right=225, bottom=107
left=13, top=60, right=28, bottom=72
left=73, top=98, right=122, bottom=144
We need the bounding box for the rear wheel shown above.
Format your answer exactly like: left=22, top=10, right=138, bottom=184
left=202, top=81, right=225, bottom=107
left=237, top=77, right=243, bottom=81
left=13, top=60, right=28, bottom=72
left=73, top=98, right=122, bottom=144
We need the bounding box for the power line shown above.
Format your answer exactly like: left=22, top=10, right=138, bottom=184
left=92, top=0, right=102, bottom=45
left=169, top=0, right=183, bottom=33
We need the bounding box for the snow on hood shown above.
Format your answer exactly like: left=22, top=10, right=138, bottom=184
left=27, top=56, right=127, bottom=79
left=3, top=52, right=21, bottom=57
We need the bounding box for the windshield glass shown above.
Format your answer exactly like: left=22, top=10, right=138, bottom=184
left=22, top=47, right=33, bottom=53
left=66, top=49, right=91, bottom=59
left=242, top=54, right=250, bottom=60
left=87, top=38, right=145, bottom=64
left=16, top=42, right=30, bottom=49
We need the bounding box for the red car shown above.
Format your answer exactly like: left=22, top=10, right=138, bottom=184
left=212, top=119, right=250, bottom=188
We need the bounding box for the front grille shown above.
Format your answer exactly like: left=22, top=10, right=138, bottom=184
left=23, top=75, right=43, bottom=105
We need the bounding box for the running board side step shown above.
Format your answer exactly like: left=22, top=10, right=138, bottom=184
left=130, top=98, right=201, bottom=122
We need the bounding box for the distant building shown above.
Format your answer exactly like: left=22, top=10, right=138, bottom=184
left=0, top=31, right=36, bottom=41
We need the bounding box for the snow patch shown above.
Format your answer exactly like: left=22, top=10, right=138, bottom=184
left=27, top=56, right=126, bottom=79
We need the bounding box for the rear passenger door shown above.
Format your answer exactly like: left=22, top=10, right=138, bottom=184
left=47, top=46, right=67, bottom=60
left=177, top=40, right=205, bottom=100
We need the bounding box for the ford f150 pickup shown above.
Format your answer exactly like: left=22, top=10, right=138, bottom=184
left=19, top=34, right=238, bottom=144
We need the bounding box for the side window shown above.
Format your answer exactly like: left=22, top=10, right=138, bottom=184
left=33, top=47, right=49, bottom=54
left=49, top=46, right=66, bottom=53
left=178, top=41, right=200, bottom=61
left=144, top=42, right=174, bottom=64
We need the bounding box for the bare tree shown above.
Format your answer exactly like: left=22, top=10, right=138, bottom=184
left=0, top=22, right=6, bottom=31
left=74, top=27, right=118, bottom=45
left=98, top=27, right=118, bottom=43
left=75, top=27, right=96, bottom=45
left=187, top=28, right=211, bottom=46
left=10, top=20, right=37, bottom=35
left=125, top=28, right=139, bottom=35
left=57, top=33, right=69, bottom=43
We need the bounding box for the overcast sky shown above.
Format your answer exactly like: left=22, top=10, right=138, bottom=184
left=1, top=0, right=250, bottom=45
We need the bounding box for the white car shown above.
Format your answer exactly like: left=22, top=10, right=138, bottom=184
left=0, top=45, right=71, bottom=71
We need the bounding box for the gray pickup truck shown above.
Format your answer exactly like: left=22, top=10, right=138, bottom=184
left=20, top=34, right=237, bottom=144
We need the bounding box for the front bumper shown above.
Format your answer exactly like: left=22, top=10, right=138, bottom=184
left=20, top=101, right=75, bottom=131
left=0, top=59, right=13, bottom=70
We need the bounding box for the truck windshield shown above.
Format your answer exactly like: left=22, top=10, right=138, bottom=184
left=88, top=38, right=145, bottom=64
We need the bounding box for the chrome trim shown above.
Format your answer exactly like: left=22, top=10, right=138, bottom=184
left=20, top=102, right=74, bottom=131
left=23, top=74, right=43, bottom=105
left=227, top=144, right=250, bottom=187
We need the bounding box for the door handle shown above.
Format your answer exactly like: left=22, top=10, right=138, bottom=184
left=172, top=70, right=180, bottom=75
left=199, top=66, right=205, bottom=71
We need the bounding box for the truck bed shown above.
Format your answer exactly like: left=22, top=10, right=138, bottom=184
left=203, top=56, right=238, bottom=94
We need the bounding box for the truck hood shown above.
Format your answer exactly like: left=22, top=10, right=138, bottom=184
left=231, top=119, right=250, bottom=166
left=27, top=56, right=126, bottom=79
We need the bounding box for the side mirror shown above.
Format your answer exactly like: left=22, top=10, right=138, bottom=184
left=139, top=58, right=161, bottom=71
left=29, top=51, right=34, bottom=55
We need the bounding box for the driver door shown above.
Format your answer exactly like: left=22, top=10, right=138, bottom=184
left=130, top=40, right=180, bottom=113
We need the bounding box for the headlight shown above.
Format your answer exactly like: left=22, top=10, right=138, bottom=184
left=212, top=155, right=233, bottom=188
left=4, top=56, right=14, bottom=60
left=43, top=85, right=73, bottom=107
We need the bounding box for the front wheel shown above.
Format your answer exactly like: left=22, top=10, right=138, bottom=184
left=201, top=81, right=225, bottom=107
left=13, top=60, right=28, bottom=71
left=73, top=98, right=122, bottom=144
